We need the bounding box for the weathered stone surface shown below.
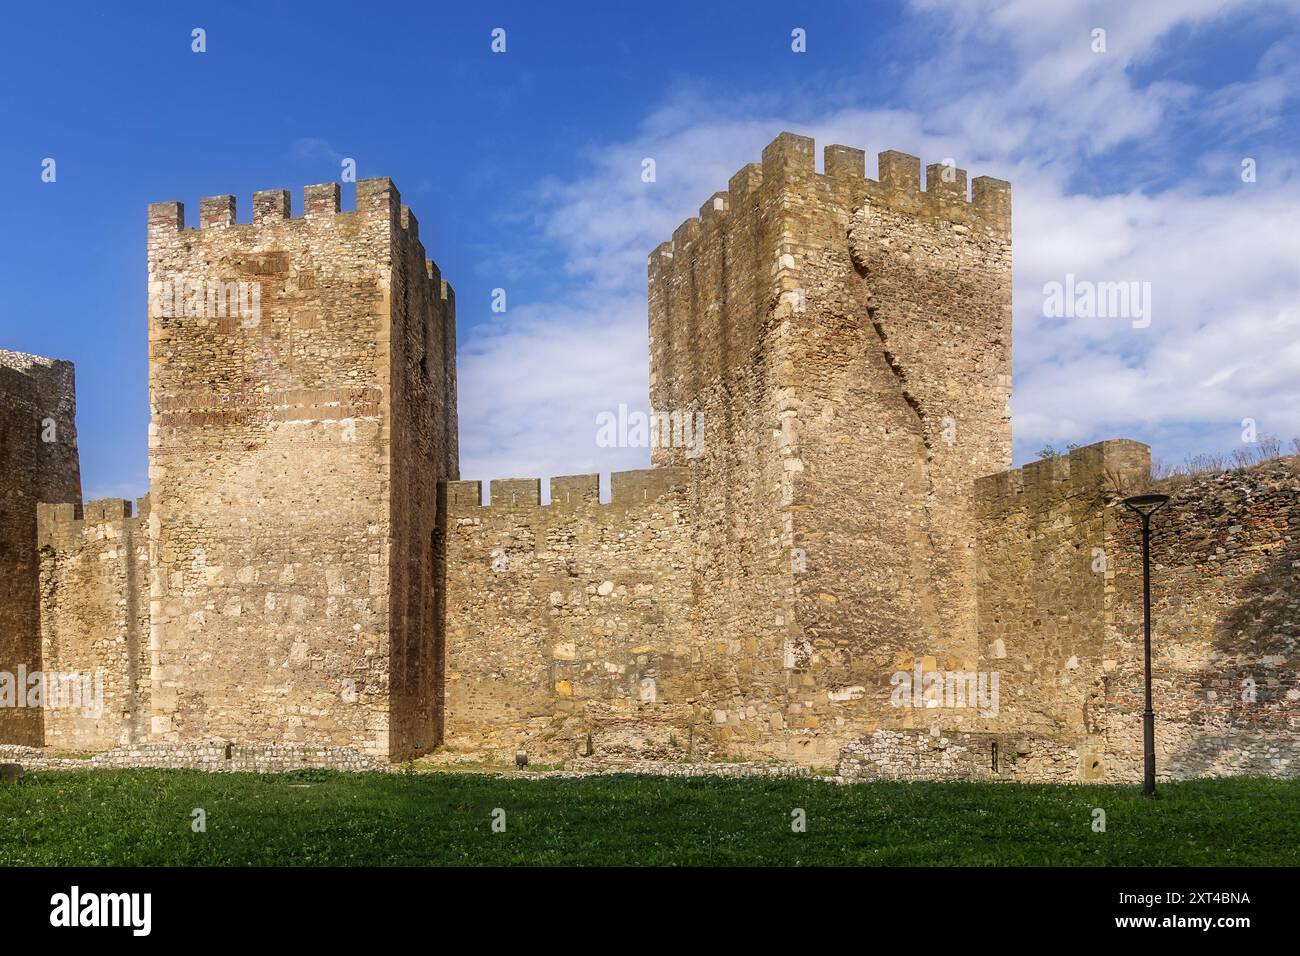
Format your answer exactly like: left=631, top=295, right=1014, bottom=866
left=37, top=497, right=149, bottom=750
left=0, top=350, right=81, bottom=746
left=441, top=473, right=698, bottom=762
left=634, top=134, right=1012, bottom=764
left=0, top=741, right=384, bottom=773
left=973, top=447, right=1299, bottom=782
left=838, top=728, right=1079, bottom=783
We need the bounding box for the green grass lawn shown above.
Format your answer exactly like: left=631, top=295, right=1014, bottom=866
left=1, top=770, right=1295, bottom=866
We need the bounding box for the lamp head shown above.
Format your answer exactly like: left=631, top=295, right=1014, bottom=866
left=1123, top=492, right=1171, bottom=518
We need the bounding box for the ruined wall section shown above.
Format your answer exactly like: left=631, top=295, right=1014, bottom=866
left=1099, top=457, right=1300, bottom=780
left=442, top=470, right=695, bottom=761
left=146, top=180, right=449, bottom=759
left=36, top=497, right=150, bottom=750
left=839, top=728, right=1080, bottom=784
left=974, top=441, right=1149, bottom=769
left=0, top=350, right=81, bottom=745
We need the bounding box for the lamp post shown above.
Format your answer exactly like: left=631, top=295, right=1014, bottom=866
left=1123, top=492, right=1170, bottom=797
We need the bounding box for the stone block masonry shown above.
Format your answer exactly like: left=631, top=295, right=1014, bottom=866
left=0, top=741, right=384, bottom=773
left=441, top=469, right=698, bottom=762
left=838, top=728, right=1080, bottom=784
left=0, top=349, right=81, bottom=746
left=974, top=444, right=1299, bottom=782
left=644, top=132, right=1013, bottom=765
left=973, top=440, right=1151, bottom=742
left=146, top=179, right=456, bottom=761
left=1098, top=457, right=1300, bottom=780
left=37, top=496, right=150, bottom=750
left=2, top=135, right=1297, bottom=782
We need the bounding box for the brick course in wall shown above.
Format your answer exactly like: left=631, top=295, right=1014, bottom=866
left=1098, top=458, right=1300, bottom=780
left=973, top=444, right=1299, bottom=782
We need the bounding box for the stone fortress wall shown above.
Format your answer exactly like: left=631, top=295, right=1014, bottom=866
left=962, top=440, right=1298, bottom=783
left=0, top=349, right=81, bottom=746
left=2, top=134, right=1295, bottom=781
left=36, top=496, right=151, bottom=751
left=441, top=468, right=696, bottom=761
left=1099, top=456, right=1299, bottom=780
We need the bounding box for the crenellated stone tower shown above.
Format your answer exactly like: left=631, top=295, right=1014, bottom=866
left=646, top=132, right=1012, bottom=761
left=145, top=179, right=457, bottom=759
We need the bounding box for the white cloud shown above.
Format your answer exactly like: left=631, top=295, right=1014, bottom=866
left=1012, top=180, right=1300, bottom=455
left=457, top=292, right=652, bottom=496
left=288, top=137, right=344, bottom=165
left=455, top=0, right=1300, bottom=485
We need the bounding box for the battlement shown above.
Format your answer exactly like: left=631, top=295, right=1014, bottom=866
left=974, top=440, right=1151, bottom=517
left=441, top=468, right=689, bottom=517
left=148, top=178, right=454, bottom=320
left=149, top=177, right=404, bottom=231
left=649, top=131, right=1011, bottom=278
left=36, top=495, right=149, bottom=549
left=645, top=132, right=1013, bottom=456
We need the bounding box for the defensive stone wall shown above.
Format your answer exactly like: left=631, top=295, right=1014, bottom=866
left=974, top=443, right=1299, bottom=781
left=974, top=440, right=1149, bottom=748
left=0, top=349, right=81, bottom=746
left=1098, top=457, right=1299, bottom=780
left=441, top=468, right=697, bottom=761
left=36, top=496, right=151, bottom=750
left=3, top=144, right=1295, bottom=783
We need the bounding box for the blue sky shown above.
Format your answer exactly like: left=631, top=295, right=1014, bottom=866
left=3, top=0, right=1298, bottom=500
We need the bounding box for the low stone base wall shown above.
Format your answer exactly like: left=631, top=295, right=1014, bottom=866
left=1100, top=717, right=1300, bottom=782
left=837, top=729, right=1082, bottom=784
left=837, top=724, right=1300, bottom=784
left=0, top=741, right=386, bottom=773
left=1, top=744, right=815, bottom=781
left=8, top=730, right=1294, bottom=784
left=565, top=758, right=810, bottom=779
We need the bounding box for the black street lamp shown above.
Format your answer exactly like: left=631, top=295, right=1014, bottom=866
left=1123, top=492, right=1171, bottom=796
